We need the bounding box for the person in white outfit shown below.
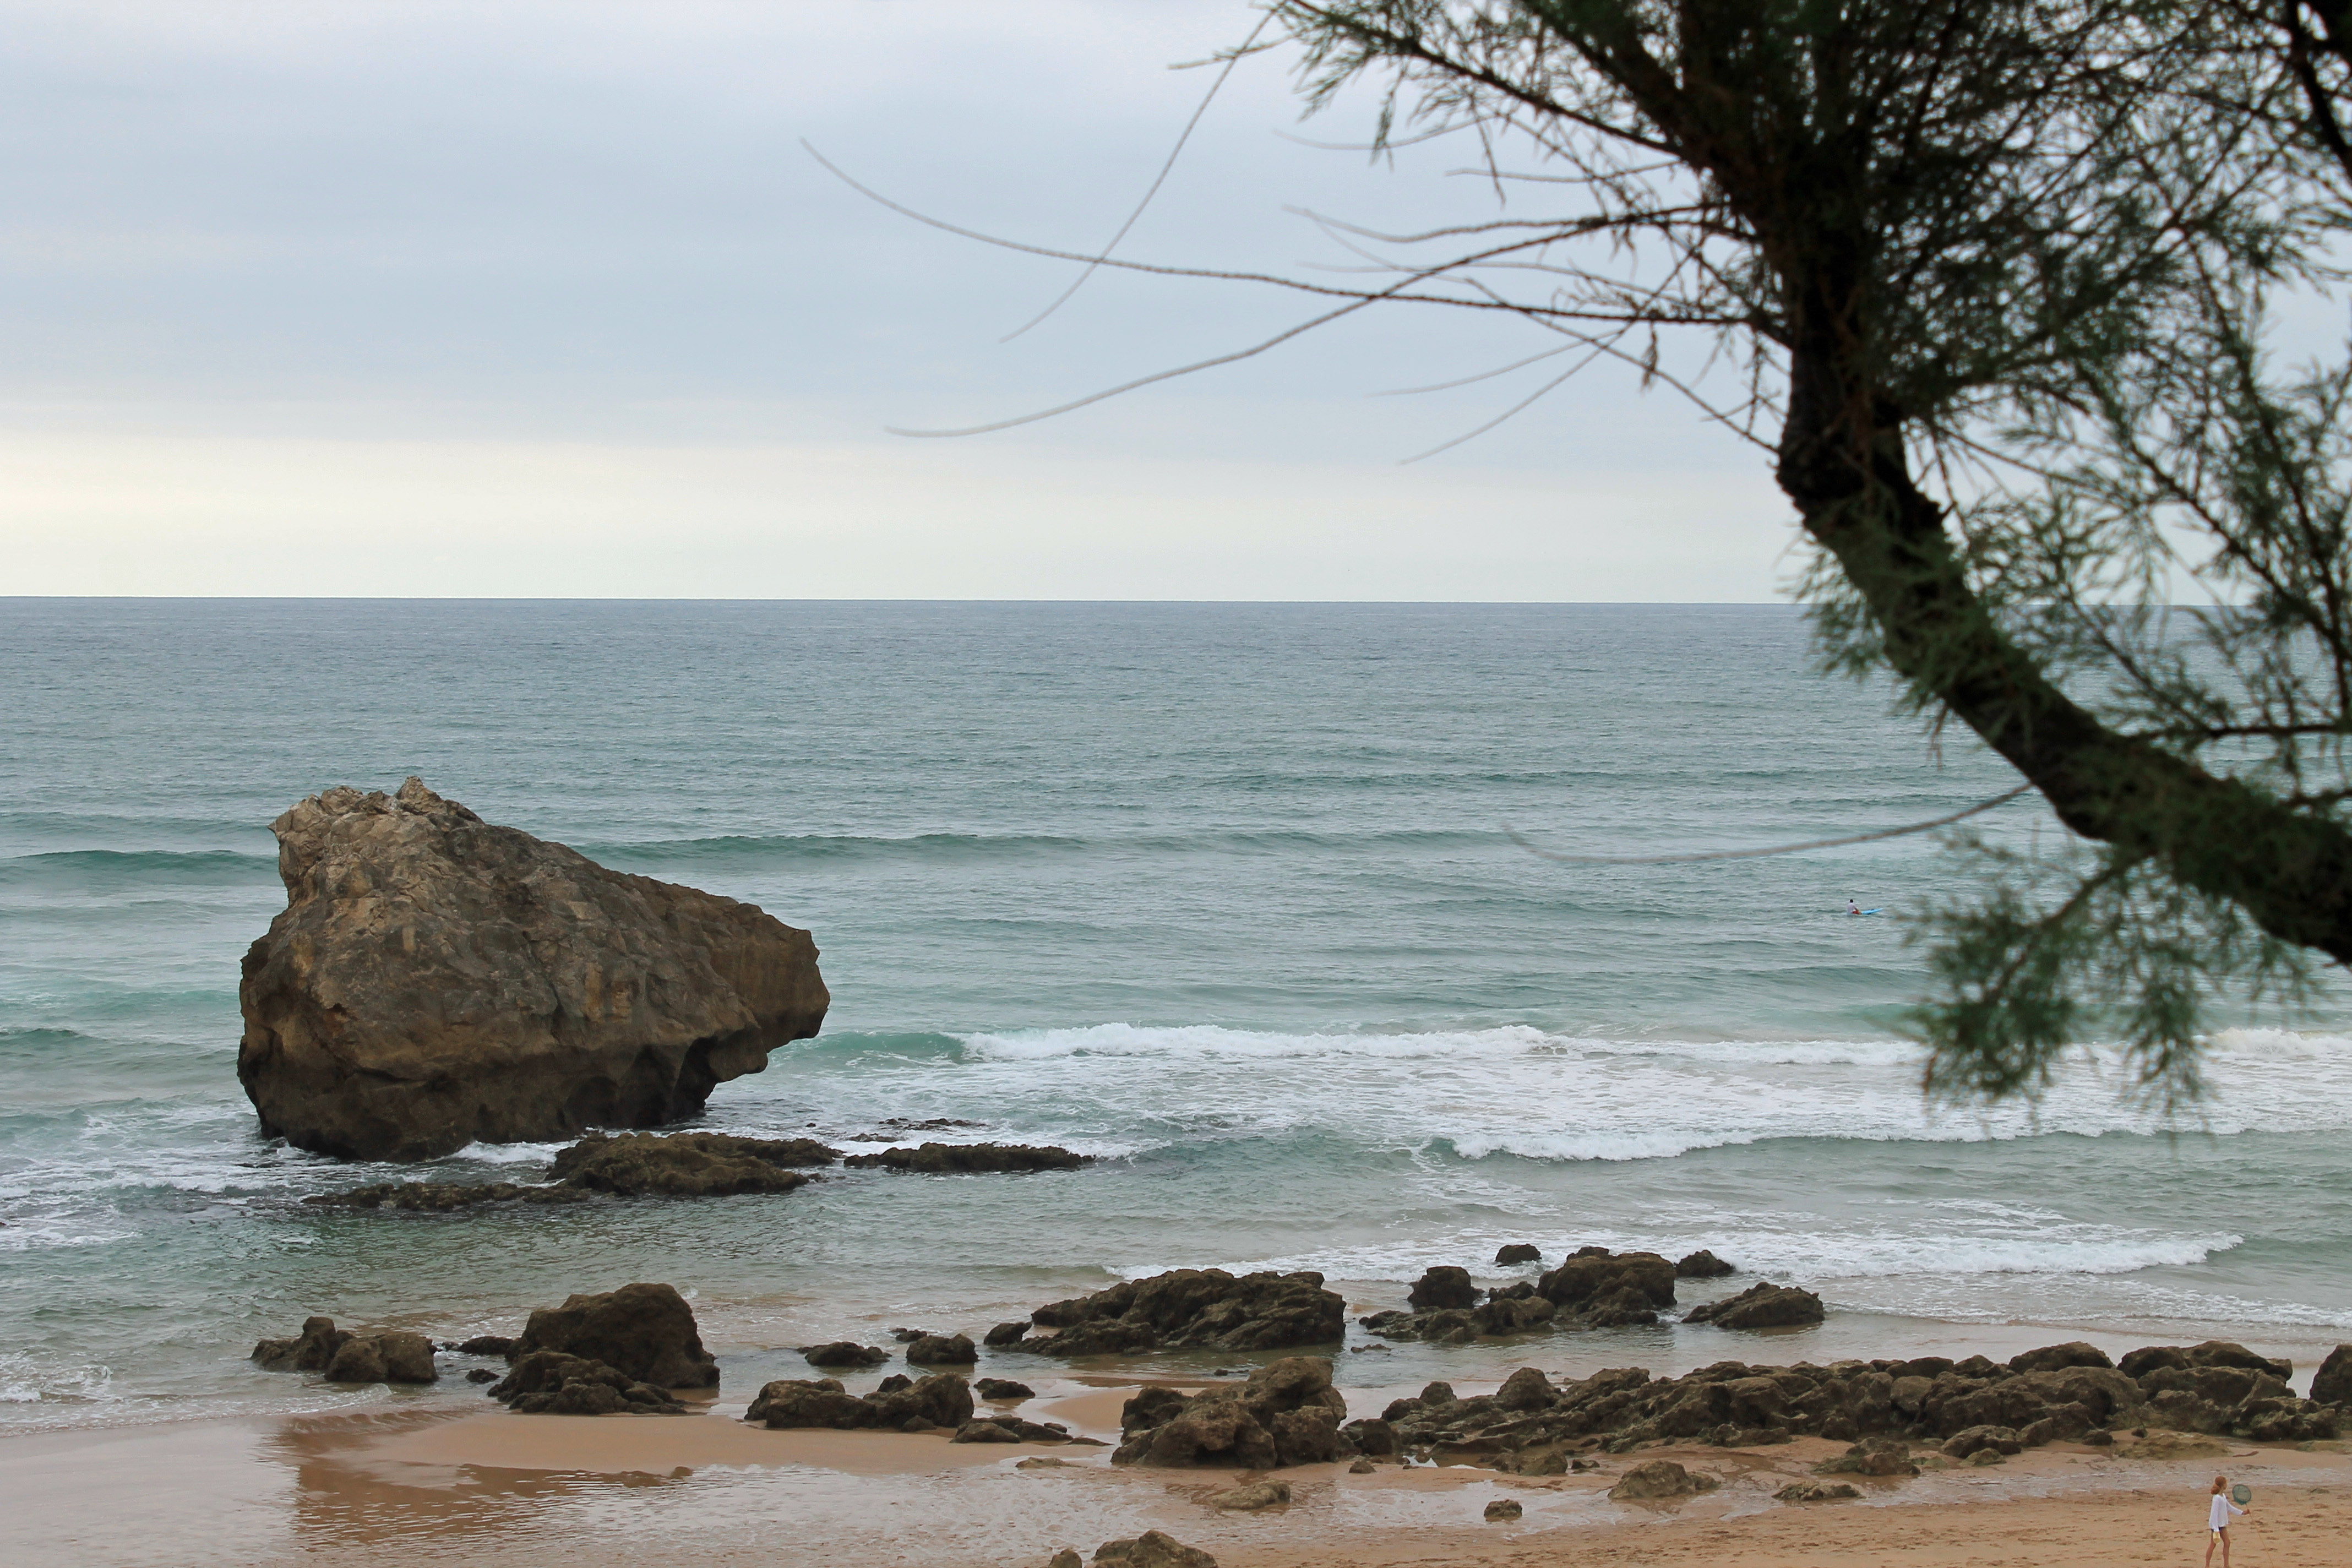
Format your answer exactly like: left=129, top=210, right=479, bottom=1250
left=2205, top=1473, right=2248, bottom=1567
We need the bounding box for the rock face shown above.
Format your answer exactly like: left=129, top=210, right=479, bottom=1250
left=1000, top=1270, right=1346, bottom=1355
left=842, top=1142, right=1090, bottom=1173
left=551, top=1131, right=836, bottom=1195
left=252, top=1317, right=438, bottom=1384
left=1682, top=1281, right=1825, bottom=1330
left=237, top=778, right=830, bottom=1161
left=1537, top=1249, right=1678, bottom=1327
left=1351, top=1340, right=2337, bottom=1466
left=2313, top=1344, right=2352, bottom=1407
left=1113, top=1357, right=1349, bottom=1468
left=744, top=1371, right=974, bottom=1431
left=1407, top=1266, right=1480, bottom=1311
left=488, top=1351, right=690, bottom=1415
left=511, top=1282, right=718, bottom=1389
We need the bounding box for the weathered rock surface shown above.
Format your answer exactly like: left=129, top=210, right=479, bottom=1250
left=551, top=1131, right=836, bottom=1195
left=1091, top=1532, right=1218, bottom=1568
left=1675, top=1250, right=1735, bottom=1278
left=511, top=1282, right=718, bottom=1389
left=1360, top=1279, right=1558, bottom=1343
left=906, top=1332, right=979, bottom=1365
left=1407, top=1266, right=1479, bottom=1311
left=238, top=778, right=830, bottom=1161
left=842, top=1142, right=1090, bottom=1173
left=2314, top=1344, right=2352, bottom=1407
left=1536, top=1249, right=1678, bottom=1327
left=1482, top=1497, right=1522, bottom=1520
left=1000, top=1270, right=1346, bottom=1355
left=744, top=1371, right=974, bottom=1431
left=1681, top=1281, right=1825, bottom=1329
left=488, top=1350, right=690, bottom=1415
left=1112, top=1357, right=1349, bottom=1468
left=977, top=1378, right=1036, bottom=1400
left=1777, top=1479, right=1859, bottom=1502
left=1815, top=1435, right=1918, bottom=1476
left=1357, top=1339, right=2335, bottom=1466
left=1495, top=1244, right=1542, bottom=1265
left=1208, top=1479, right=1290, bottom=1510
left=252, top=1317, right=438, bottom=1384
left=1608, top=1458, right=1719, bottom=1500
left=802, top=1341, right=890, bottom=1369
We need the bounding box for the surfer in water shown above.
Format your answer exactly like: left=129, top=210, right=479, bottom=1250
left=1847, top=899, right=1861, bottom=916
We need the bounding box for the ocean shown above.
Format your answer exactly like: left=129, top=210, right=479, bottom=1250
left=4, top=597, right=2348, bottom=1435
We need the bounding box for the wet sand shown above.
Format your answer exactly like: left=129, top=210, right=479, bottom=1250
left=8, top=1371, right=2348, bottom=1568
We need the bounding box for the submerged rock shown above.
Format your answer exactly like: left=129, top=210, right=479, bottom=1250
left=1361, top=1278, right=1556, bottom=1343
left=551, top=1131, right=836, bottom=1196
left=842, top=1142, right=1090, bottom=1173
left=1112, top=1356, right=1349, bottom=1469
left=1681, top=1281, right=1824, bottom=1330
left=1674, top=1249, right=1735, bottom=1278
left=237, top=777, right=829, bottom=1161
left=802, top=1341, right=890, bottom=1369
left=511, top=1282, right=717, bottom=1389
left=1003, top=1269, right=1346, bottom=1355
left=304, top=1180, right=590, bottom=1211
left=1407, top=1266, right=1479, bottom=1311
left=252, top=1317, right=438, bottom=1384
left=977, top=1378, right=1036, bottom=1400
left=1495, top=1244, right=1542, bottom=1265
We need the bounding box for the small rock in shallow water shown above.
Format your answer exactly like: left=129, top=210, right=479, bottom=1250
left=1092, top=1531, right=1217, bottom=1567
left=1047, top=1551, right=1081, bottom=1568
left=906, top=1332, right=978, bottom=1365
left=802, top=1341, right=890, bottom=1369
left=1680, top=1280, right=1823, bottom=1329
left=464, top=1367, right=498, bottom=1384
left=1776, top=1480, right=1859, bottom=1502
left=1495, top=1243, right=1542, bottom=1265
left=1674, top=1249, right=1735, bottom=1278
left=1968, top=1448, right=2007, bottom=1466
left=843, top=1142, right=1089, bottom=1173
left=1209, top=1479, right=1289, bottom=1510
left=1348, top=1458, right=1375, bottom=1473
left=1608, top=1460, right=1719, bottom=1501
left=977, top=1378, right=1035, bottom=1400
left=1017, top=1456, right=1071, bottom=1469
left=1483, top=1498, right=1522, bottom=1521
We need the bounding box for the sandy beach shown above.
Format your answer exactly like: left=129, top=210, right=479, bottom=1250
left=9, top=1369, right=2345, bottom=1568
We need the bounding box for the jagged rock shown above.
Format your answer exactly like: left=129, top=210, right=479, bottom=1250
left=1112, top=1357, right=1348, bottom=1468
left=1091, top=1532, right=1217, bottom=1567
left=1360, top=1280, right=1555, bottom=1343
left=1341, top=1417, right=1398, bottom=1455
left=2119, top=1341, right=2290, bottom=1382
left=252, top=1317, right=439, bottom=1384
left=1210, top=1479, right=1290, bottom=1510
left=803, top=1342, right=890, bottom=1369
left=745, top=1371, right=973, bottom=1431
left=1010, top=1270, right=1345, bottom=1355
left=1682, top=1282, right=1823, bottom=1329
left=1483, top=1498, right=1522, bottom=1520
left=1815, top=1436, right=1917, bottom=1476
left=1675, top=1249, right=1734, bottom=1278
left=1777, top=1480, right=1859, bottom=1501
left=2008, top=1341, right=2113, bottom=1374
left=551, top=1131, right=835, bottom=1196
left=1608, top=1459, right=1718, bottom=1500
left=842, top=1143, right=1089, bottom=1173
left=985, top=1320, right=1033, bottom=1347
left=1968, top=1447, right=2006, bottom=1466
left=1535, top=1250, right=1676, bottom=1327
left=488, top=1350, right=690, bottom=1414
left=906, top=1333, right=978, bottom=1365
left=455, top=1335, right=515, bottom=1357
left=465, top=1367, right=499, bottom=1383
left=237, top=778, right=829, bottom=1161
left=1408, top=1267, right=1479, bottom=1311
left=304, top=1181, right=589, bottom=1211
left=977, top=1378, right=1036, bottom=1400
left=1495, top=1244, right=1542, bottom=1265
left=891, top=1328, right=929, bottom=1343
left=511, top=1282, right=717, bottom=1388
left=2313, top=1345, right=2352, bottom=1407
left=1943, top=1424, right=2022, bottom=1458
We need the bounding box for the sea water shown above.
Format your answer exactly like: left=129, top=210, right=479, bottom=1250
left=3, top=598, right=2348, bottom=1431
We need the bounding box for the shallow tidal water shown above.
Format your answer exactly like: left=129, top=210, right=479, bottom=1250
left=3, top=598, right=2349, bottom=1435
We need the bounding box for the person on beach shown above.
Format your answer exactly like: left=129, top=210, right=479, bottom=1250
left=2206, top=1474, right=2248, bottom=1567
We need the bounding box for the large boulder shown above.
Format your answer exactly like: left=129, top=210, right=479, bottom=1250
left=488, top=1350, right=690, bottom=1415
left=1536, top=1250, right=1678, bottom=1326
left=550, top=1131, right=836, bottom=1196
left=2314, top=1344, right=2352, bottom=1407
left=511, top=1282, right=718, bottom=1389
left=1683, top=1282, right=1825, bottom=1330
left=1112, top=1357, right=1349, bottom=1468
left=1002, top=1269, right=1345, bottom=1355
left=252, top=1316, right=439, bottom=1384
left=237, top=778, right=829, bottom=1160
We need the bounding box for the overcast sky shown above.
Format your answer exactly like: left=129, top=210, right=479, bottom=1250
left=2, top=0, right=1789, bottom=599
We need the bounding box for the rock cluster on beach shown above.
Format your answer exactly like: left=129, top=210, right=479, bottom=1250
left=510, top=1282, right=718, bottom=1389
left=251, top=1317, right=438, bottom=1384
left=238, top=778, right=830, bottom=1161
left=1360, top=1249, right=1810, bottom=1343
left=1346, top=1337, right=2339, bottom=1469
left=303, top=1131, right=1090, bottom=1210
left=990, top=1269, right=1347, bottom=1355
left=1111, top=1356, right=1349, bottom=1468
left=487, top=1351, right=691, bottom=1415
left=744, top=1371, right=977, bottom=1431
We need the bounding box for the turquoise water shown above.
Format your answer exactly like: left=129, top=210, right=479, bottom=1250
left=3, top=599, right=2348, bottom=1429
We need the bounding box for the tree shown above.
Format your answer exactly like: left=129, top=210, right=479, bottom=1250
left=1243, top=1, right=2352, bottom=1106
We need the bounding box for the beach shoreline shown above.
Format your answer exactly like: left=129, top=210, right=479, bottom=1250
left=12, top=1359, right=2346, bottom=1567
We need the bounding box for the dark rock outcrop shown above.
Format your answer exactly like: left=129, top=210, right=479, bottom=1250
left=1536, top=1249, right=1678, bottom=1327
left=1815, top=1435, right=1918, bottom=1476
left=454, top=1335, right=515, bottom=1357
left=1675, top=1250, right=1734, bottom=1278
left=2009, top=1342, right=2113, bottom=1374
left=1609, top=1458, right=1719, bottom=1500
left=1682, top=1281, right=1824, bottom=1329
left=907, top=1332, right=979, bottom=1365
left=1408, top=1266, right=1479, bottom=1311
left=1001, top=1269, right=1346, bottom=1355
left=2313, top=1344, right=2352, bottom=1407
left=1091, top=1532, right=1218, bottom=1568
left=744, top=1371, right=974, bottom=1431
left=551, top=1131, right=836, bottom=1196
left=237, top=778, right=830, bottom=1161
left=1112, top=1356, right=1349, bottom=1468
left=977, top=1378, right=1036, bottom=1400
left=511, top=1282, right=718, bottom=1389
left=252, top=1317, right=438, bottom=1384
left=1495, top=1244, right=1542, bottom=1265
left=488, top=1350, right=690, bottom=1414
left=843, top=1142, right=1090, bottom=1173
left=1360, top=1279, right=1558, bottom=1344
left=803, top=1341, right=890, bottom=1369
